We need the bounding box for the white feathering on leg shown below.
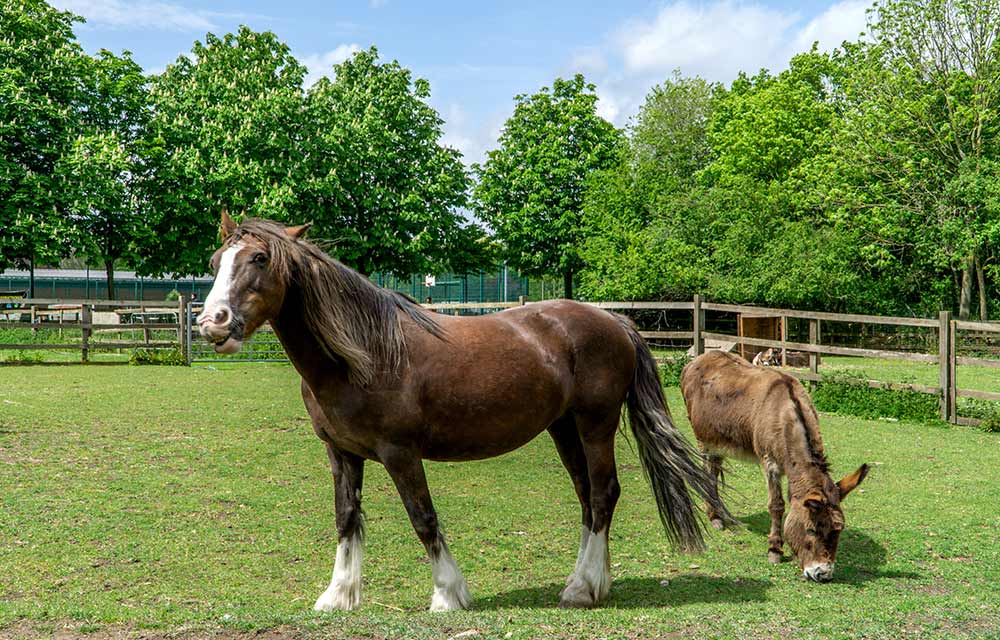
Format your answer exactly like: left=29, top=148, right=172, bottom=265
left=314, top=532, right=363, bottom=611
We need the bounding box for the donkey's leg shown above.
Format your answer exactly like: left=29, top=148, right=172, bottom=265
left=762, top=456, right=785, bottom=564
left=382, top=450, right=471, bottom=611
left=314, top=444, right=366, bottom=611
left=547, top=415, right=593, bottom=578
left=560, top=415, right=621, bottom=608
left=702, top=449, right=726, bottom=530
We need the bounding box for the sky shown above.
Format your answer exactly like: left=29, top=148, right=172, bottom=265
left=51, top=0, right=873, bottom=166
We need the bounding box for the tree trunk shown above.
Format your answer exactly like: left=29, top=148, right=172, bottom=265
left=105, top=260, right=116, bottom=300
left=958, top=257, right=974, bottom=320
left=563, top=269, right=574, bottom=300
left=976, top=254, right=988, bottom=322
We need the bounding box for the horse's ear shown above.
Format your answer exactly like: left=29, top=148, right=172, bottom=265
left=837, top=464, right=869, bottom=500
left=220, top=207, right=237, bottom=240
left=285, top=222, right=312, bottom=240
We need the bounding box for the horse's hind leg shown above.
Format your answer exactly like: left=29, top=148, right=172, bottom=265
left=547, top=415, right=592, bottom=576
left=560, top=412, right=621, bottom=609
left=702, top=449, right=726, bottom=530
left=381, top=448, right=471, bottom=611
left=314, top=444, right=365, bottom=611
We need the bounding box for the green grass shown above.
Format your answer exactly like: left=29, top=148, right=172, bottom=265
left=1, top=365, right=997, bottom=639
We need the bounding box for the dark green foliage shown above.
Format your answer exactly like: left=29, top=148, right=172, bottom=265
left=129, top=348, right=187, bottom=366
left=810, top=373, right=941, bottom=423
left=658, top=355, right=692, bottom=387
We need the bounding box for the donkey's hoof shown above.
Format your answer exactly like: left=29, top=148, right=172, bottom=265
left=314, top=581, right=360, bottom=611
left=710, top=518, right=725, bottom=530
left=767, top=551, right=783, bottom=565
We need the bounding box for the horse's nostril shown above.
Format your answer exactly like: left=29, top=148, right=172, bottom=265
left=214, top=307, right=230, bottom=326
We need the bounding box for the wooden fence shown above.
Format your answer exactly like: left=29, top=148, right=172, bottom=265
left=4, top=295, right=998, bottom=425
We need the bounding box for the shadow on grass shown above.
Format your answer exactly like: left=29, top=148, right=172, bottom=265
left=741, top=510, right=919, bottom=585
left=475, top=575, right=771, bottom=610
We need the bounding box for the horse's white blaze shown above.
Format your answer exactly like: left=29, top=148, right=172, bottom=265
left=198, top=243, right=243, bottom=325
left=429, top=541, right=471, bottom=611
left=314, top=532, right=363, bottom=611
left=561, top=527, right=611, bottom=606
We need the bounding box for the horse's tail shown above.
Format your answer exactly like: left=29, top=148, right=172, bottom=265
left=616, top=315, right=736, bottom=553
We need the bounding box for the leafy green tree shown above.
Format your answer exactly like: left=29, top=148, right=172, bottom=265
left=580, top=74, right=716, bottom=300
left=0, top=0, right=87, bottom=294
left=59, top=49, right=150, bottom=299
left=474, top=74, right=622, bottom=299
left=832, top=0, right=1000, bottom=319
left=140, top=27, right=308, bottom=277
left=302, top=47, right=481, bottom=276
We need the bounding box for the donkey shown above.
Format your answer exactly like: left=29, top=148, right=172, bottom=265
left=680, top=350, right=868, bottom=582
left=196, top=212, right=733, bottom=610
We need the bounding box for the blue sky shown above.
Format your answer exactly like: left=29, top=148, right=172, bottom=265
left=53, top=0, right=872, bottom=165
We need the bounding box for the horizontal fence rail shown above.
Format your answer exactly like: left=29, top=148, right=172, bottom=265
left=4, top=294, right=1000, bottom=425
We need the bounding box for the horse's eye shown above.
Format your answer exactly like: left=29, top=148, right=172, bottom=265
left=252, top=252, right=268, bottom=266
left=806, top=528, right=817, bottom=536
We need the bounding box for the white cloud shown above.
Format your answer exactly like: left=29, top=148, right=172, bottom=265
left=438, top=103, right=508, bottom=167
left=790, top=0, right=870, bottom=54
left=584, top=0, right=869, bottom=127
left=618, top=1, right=798, bottom=79
left=52, top=0, right=216, bottom=31
left=300, top=44, right=362, bottom=87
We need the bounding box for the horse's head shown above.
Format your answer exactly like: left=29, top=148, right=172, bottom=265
left=197, top=209, right=310, bottom=354
left=783, top=463, right=869, bottom=582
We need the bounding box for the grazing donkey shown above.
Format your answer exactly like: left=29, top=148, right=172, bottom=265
left=680, top=350, right=869, bottom=582
left=196, top=212, right=732, bottom=610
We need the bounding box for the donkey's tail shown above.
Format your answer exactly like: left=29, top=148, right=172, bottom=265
left=616, top=315, right=736, bottom=553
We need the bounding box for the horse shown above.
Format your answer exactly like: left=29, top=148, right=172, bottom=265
left=196, top=212, right=733, bottom=610
left=679, top=350, right=869, bottom=582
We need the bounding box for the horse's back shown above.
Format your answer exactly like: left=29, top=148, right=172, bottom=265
left=681, top=350, right=803, bottom=462
left=411, top=300, right=636, bottom=459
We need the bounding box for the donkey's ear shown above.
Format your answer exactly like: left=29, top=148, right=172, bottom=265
left=220, top=207, right=237, bottom=240
left=285, top=222, right=312, bottom=240
left=837, top=464, right=869, bottom=500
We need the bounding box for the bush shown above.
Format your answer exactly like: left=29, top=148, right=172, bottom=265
left=129, top=348, right=188, bottom=366
left=810, top=373, right=940, bottom=424
left=957, top=398, right=1000, bottom=433
left=659, top=355, right=692, bottom=387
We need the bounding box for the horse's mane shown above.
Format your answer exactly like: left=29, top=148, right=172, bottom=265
left=233, top=218, right=445, bottom=385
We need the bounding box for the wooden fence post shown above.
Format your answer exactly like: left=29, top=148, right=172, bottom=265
left=81, top=304, right=91, bottom=363
left=949, top=318, right=958, bottom=424
left=518, top=295, right=526, bottom=306
left=692, top=294, right=704, bottom=356
left=938, top=310, right=952, bottom=422
left=177, top=295, right=187, bottom=357
left=809, top=318, right=820, bottom=386
left=780, top=315, right=788, bottom=367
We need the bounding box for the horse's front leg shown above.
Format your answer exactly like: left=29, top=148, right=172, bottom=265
left=382, top=448, right=471, bottom=611
left=314, top=444, right=366, bottom=611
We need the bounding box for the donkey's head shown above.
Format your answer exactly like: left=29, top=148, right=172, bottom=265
left=783, top=464, right=869, bottom=582
left=197, top=209, right=310, bottom=354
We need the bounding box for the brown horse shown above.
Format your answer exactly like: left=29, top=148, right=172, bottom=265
left=680, top=350, right=869, bottom=582
left=197, top=213, right=732, bottom=610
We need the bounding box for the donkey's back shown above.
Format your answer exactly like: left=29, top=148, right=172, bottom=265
left=680, top=350, right=811, bottom=465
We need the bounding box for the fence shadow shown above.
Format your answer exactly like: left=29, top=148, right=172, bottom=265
left=740, top=510, right=919, bottom=585
left=474, top=574, right=771, bottom=610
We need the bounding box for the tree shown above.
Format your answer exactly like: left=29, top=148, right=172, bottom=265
left=302, top=47, right=481, bottom=276
left=474, top=75, right=622, bottom=299
left=580, top=73, right=716, bottom=300
left=833, top=0, right=1000, bottom=319
left=0, top=0, right=87, bottom=294
left=59, top=49, right=150, bottom=299
left=140, top=27, right=308, bottom=277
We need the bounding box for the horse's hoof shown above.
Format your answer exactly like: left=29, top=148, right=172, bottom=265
left=768, top=551, right=783, bottom=565
left=559, top=576, right=599, bottom=608
left=314, top=581, right=361, bottom=611
left=430, top=581, right=472, bottom=611
left=710, top=518, right=725, bottom=530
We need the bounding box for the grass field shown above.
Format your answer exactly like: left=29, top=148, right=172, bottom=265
left=1, top=364, right=998, bottom=639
